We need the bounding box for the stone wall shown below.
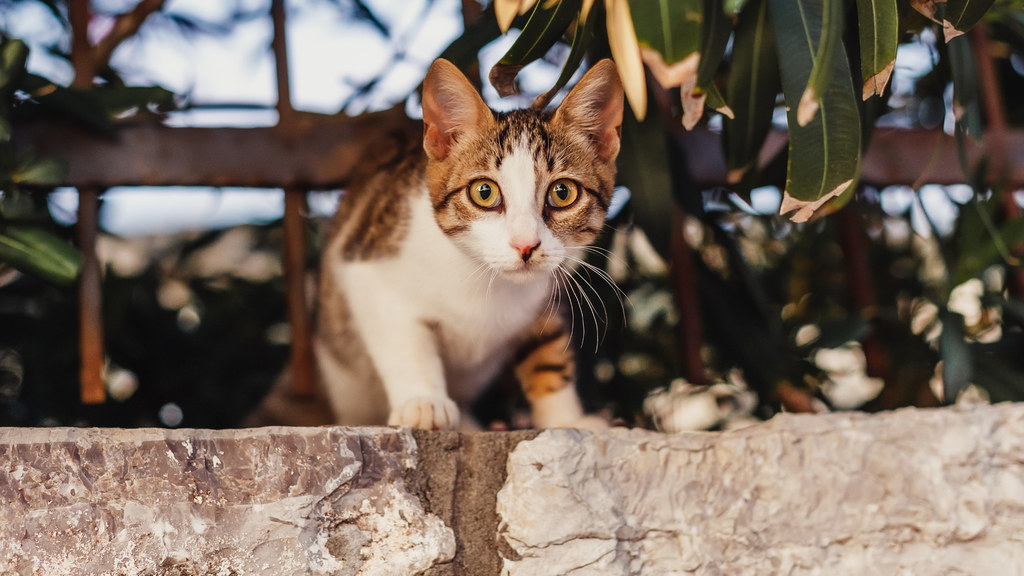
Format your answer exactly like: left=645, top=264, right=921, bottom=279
left=2, top=403, right=1022, bottom=575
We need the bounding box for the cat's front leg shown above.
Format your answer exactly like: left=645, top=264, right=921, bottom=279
left=344, top=274, right=459, bottom=430
left=515, top=313, right=608, bottom=429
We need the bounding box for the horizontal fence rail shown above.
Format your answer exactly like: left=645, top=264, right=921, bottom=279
left=16, top=122, right=1024, bottom=190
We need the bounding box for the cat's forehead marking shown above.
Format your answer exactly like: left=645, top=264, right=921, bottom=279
left=493, top=110, right=556, bottom=174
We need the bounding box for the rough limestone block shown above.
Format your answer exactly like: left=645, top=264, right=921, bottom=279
left=0, top=426, right=454, bottom=576
left=497, top=403, right=1024, bottom=575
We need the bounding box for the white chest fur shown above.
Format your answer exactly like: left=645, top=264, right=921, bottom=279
left=331, top=189, right=553, bottom=404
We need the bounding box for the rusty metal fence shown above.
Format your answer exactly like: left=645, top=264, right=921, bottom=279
left=27, top=0, right=1024, bottom=407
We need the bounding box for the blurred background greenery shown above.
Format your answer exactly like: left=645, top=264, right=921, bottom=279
left=3, top=0, right=1024, bottom=430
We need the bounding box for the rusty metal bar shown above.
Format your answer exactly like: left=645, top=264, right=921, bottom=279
left=15, top=123, right=1024, bottom=191
left=69, top=0, right=92, bottom=89
left=670, top=205, right=709, bottom=385
left=282, top=189, right=315, bottom=396
left=272, top=0, right=315, bottom=397
left=70, top=0, right=105, bottom=404
left=77, top=187, right=106, bottom=404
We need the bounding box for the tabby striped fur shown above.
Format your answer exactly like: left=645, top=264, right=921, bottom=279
left=310, top=59, right=623, bottom=430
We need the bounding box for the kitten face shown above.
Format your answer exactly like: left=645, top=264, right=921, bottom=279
left=421, top=60, right=623, bottom=283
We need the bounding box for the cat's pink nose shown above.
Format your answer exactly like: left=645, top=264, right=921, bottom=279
left=511, top=240, right=541, bottom=262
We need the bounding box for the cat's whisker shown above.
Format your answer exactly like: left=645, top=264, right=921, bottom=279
left=462, top=261, right=493, bottom=301
left=567, top=246, right=633, bottom=303
left=560, top=262, right=604, bottom=353
left=563, top=255, right=631, bottom=329
left=553, top=267, right=578, bottom=352
left=576, top=245, right=633, bottom=276
left=485, top=268, right=498, bottom=302
left=538, top=271, right=559, bottom=336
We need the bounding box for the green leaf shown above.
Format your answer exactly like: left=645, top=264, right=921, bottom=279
left=947, top=34, right=982, bottom=139
left=854, top=0, right=898, bottom=99
left=696, top=0, right=731, bottom=90
left=768, top=0, right=861, bottom=222
left=489, top=0, right=580, bottom=97
left=617, top=95, right=674, bottom=259
left=701, top=82, right=733, bottom=118
left=532, top=5, right=596, bottom=109
left=952, top=192, right=1024, bottom=285
left=20, top=74, right=115, bottom=135
left=0, top=225, right=82, bottom=285
left=93, top=86, right=178, bottom=115
left=0, top=39, right=29, bottom=91
left=797, top=0, right=843, bottom=127
left=943, top=0, right=996, bottom=41
left=724, top=0, right=749, bottom=14
left=723, top=0, right=780, bottom=186
left=629, top=0, right=702, bottom=68
left=11, top=157, right=67, bottom=185
left=939, top=309, right=971, bottom=404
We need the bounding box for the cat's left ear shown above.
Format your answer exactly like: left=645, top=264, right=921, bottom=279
left=553, top=59, right=624, bottom=162
left=422, top=59, right=493, bottom=161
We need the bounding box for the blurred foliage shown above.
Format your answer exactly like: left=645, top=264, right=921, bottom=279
left=3, top=0, right=1024, bottom=429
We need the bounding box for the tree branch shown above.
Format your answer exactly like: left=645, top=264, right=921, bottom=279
left=91, top=0, right=167, bottom=77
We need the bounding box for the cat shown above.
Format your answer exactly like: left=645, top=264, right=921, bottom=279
left=254, top=58, right=623, bottom=431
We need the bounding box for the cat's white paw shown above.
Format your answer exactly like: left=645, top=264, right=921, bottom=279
left=388, top=396, right=460, bottom=430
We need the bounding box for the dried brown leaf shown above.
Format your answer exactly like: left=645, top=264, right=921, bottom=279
left=862, top=59, right=895, bottom=100
left=779, top=179, right=853, bottom=222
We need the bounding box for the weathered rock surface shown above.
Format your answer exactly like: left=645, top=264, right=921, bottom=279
left=3, top=404, right=1024, bottom=575
left=0, top=426, right=454, bottom=575
left=497, top=404, right=1024, bottom=575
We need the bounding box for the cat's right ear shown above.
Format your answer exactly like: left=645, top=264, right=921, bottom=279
left=422, top=59, right=492, bottom=161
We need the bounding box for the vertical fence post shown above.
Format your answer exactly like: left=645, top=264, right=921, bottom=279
left=77, top=188, right=106, bottom=404
left=70, top=0, right=106, bottom=404
left=272, top=0, right=315, bottom=396
left=671, top=204, right=709, bottom=385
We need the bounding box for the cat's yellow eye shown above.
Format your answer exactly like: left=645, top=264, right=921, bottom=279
left=547, top=179, right=579, bottom=208
left=468, top=179, right=502, bottom=209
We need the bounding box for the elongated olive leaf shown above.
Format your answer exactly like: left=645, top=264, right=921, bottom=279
left=855, top=0, right=898, bottom=99
left=696, top=0, right=731, bottom=89
left=11, top=156, right=66, bottom=185
left=0, top=225, right=82, bottom=286
left=630, top=0, right=702, bottom=126
left=768, top=0, right=861, bottom=222
left=702, top=83, right=733, bottom=118
left=93, top=86, right=178, bottom=116
left=724, top=0, right=749, bottom=14
left=490, top=0, right=580, bottom=97
left=630, top=0, right=702, bottom=83
left=724, top=0, right=780, bottom=187
left=0, top=39, right=29, bottom=92
left=798, top=0, right=843, bottom=126
left=19, top=74, right=115, bottom=135
left=617, top=96, right=673, bottom=259
left=952, top=194, right=1024, bottom=285
left=943, top=0, right=995, bottom=41
left=939, top=309, right=971, bottom=404
left=690, top=0, right=734, bottom=123
left=947, top=34, right=983, bottom=140
left=532, top=5, right=596, bottom=109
